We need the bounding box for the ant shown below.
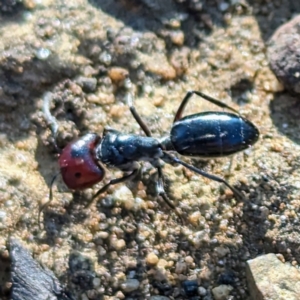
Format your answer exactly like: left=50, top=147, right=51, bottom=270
left=39, top=78, right=259, bottom=228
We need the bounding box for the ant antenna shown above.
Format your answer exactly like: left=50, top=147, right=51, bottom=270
left=39, top=92, right=62, bottom=229
left=38, top=172, right=60, bottom=230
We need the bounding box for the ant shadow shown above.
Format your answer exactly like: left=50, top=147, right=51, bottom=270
left=0, top=253, right=11, bottom=299
left=88, top=0, right=227, bottom=49
left=37, top=161, right=300, bottom=298
left=269, top=92, right=300, bottom=145
left=247, top=0, right=300, bottom=42
left=0, top=52, right=78, bottom=143
left=88, top=1, right=300, bottom=52
left=237, top=173, right=300, bottom=261
left=0, top=1, right=27, bottom=20
left=67, top=252, right=96, bottom=292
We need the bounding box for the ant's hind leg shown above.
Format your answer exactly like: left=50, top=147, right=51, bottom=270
left=163, top=152, right=244, bottom=201
left=173, top=90, right=240, bottom=123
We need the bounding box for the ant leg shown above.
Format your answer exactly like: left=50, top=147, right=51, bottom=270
left=39, top=170, right=139, bottom=228
left=174, top=90, right=240, bottom=123
left=124, top=78, right=152, bottom=137
left=163, top=153, right=244, bottom=200
left=87, top=168, right=140, bottom=207
left=38, top=172, right=61, bottom=230
left=39, top=92, right=62, bottom=229
left=155, top=165, right=184, bottom=223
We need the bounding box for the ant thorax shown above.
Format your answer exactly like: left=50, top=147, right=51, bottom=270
left=96, top=128, right=164, bottom=170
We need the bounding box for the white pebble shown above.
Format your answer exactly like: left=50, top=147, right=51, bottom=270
left=212, top=284, right=233, bottom=300
left=113, top=186, right=135, bottom=210
left=81, top=294, right=89, bottom=300
left=0, top=210, right=6, bottom=221
left=93, top=277, right=101, bottom=288
left=36, top=48, right=51, bottom=60
left=219, top=2, right=229, bottom=11
left=5, top=200, right=13, bottom=207
left=198, top=286, right=207, bottom=296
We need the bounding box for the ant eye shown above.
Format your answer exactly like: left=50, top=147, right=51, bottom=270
left=59, top=133, right=105, bottom=190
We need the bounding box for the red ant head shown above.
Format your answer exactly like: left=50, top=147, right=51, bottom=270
left=58, top=133, right=105, bottom=190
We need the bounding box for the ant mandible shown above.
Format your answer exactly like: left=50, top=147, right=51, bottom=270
left=39, top=78, right=259, bottom=228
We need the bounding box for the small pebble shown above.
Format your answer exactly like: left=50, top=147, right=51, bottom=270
left=75, top=76, right=97, bottom=93
left=109, top=104, right=127, bottom=120
left=81, top=294, right=89, bottom=300
left=111, top=238, right=126, bottom=251
left=212, top=285, right=233, bottom=300
left=276, top=253, right=285, bottom=263
left=35, top=48, right=51, bottom=60
left=218, top=270, right=236, bottom=285
left=87, top=92, right=115, bottom=104
left=157, top=259, right=168, bottom=269
left=121, top=279, right=140, bottom=293
left=175, top=261, right=187, bottom=274
left=115, top=291, right=125, bottom=299
left=3, top=281, right=12, bottom=291
left=198, top=286, right=207, bottom=296
left=182, top=280, right=198, bottom=296
left=5, top=200, right=13, bottom=207
left=0, top=211, right=7, bottom=221
left=108, top=67, right=129, bottom=83
left=113, top=186, right=135, bottom=210
left=97, top=231, right=109, bottom=239
left=99, top=51, right=112, bottom=66
left=219, top=2, right=229, bottom=11
left=146, top=252, right=159, bottom=266
left=214, top=246, right=230, bottom=258
left=189, top=211, right=201, bottom=225
left=170, top=30, right=185, bottom=46
left=93, top=277, right=101, bottom=288
left=185, top=256, right=194, bottom=265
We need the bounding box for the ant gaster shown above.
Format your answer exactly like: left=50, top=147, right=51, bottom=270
left=39, top=78, right=259, bottom=227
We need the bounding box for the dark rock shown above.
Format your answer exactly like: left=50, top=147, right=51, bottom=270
left=218, top=270, right=236, bottom=285
left=75, top=76, right=97, bottom=93
left=182, top=280, right=198, bottom=297
left=10, top=238, right=73, bottom=300
left=268, top=15, right=300, bottom=93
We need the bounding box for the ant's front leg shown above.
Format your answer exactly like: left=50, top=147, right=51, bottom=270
left=154, top=164, right=184, bottom=224
left=123, top=78, right=152, bottom=137
left=87, top=168, right=140, bottom=208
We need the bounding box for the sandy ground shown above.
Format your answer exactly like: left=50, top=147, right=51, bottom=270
left=1, top=0, right=300, bottom=299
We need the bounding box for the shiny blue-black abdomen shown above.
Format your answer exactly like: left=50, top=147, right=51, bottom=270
left=170, top=112, right=259, bottom=157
